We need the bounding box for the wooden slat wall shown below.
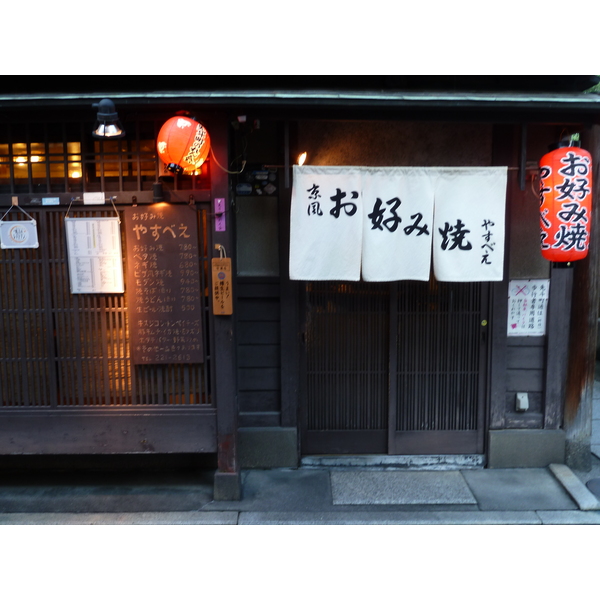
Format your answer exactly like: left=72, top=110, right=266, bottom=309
left=504, top=336, right=545, bottom=428
left=0, top=207, right=213, bottom=408
left=394, top=281, right=482, bottom=432
left=236, top=278, right=281, bottom=427
left=305, top=282, right=390, bottom=432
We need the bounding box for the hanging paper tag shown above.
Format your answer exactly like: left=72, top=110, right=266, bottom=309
left=211, top=257, right=233, bottom=315
left=0, top=219, right=39, bottom=249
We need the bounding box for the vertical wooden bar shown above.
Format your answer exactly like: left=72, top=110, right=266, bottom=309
left=564, top=125, right=600, bottom=471
left=280, top=121, right=301, bottom=433
left=39, top=210, right=59, bottom=408
left=100, top=295, right=111, bottom=405
left=14, top=245, right=30, bottom=406
left=211, top=114, right=241, bottom=500
left=488, top=124, right=516, bottom=430
left=387, top=283, right=398, bottom=453
left=544, top=265, right=573, bottom=428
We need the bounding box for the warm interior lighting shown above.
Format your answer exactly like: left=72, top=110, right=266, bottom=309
left=297, top=152, right=307, bottom=166
left=13, top=156, right=43, bottom=164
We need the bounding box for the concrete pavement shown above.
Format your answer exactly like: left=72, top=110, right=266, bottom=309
left=1, top=376, right=599, bottom=526
left=0, top=456, right=599, bottom=524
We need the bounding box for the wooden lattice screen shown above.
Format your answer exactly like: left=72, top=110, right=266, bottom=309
left=0, top=207, right=213, bottom=409
left=303, top=280, right=487, bottom=454
left=393, top=280, right=483, bottom=432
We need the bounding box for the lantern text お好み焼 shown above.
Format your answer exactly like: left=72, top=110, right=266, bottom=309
left=539, top=140, right=592, bottom=262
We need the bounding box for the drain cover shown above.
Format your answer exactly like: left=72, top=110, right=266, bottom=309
left=585, top=478, right=600, bottom=499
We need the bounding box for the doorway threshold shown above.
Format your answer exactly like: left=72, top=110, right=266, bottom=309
left=301, top=454, right=485, bottom=470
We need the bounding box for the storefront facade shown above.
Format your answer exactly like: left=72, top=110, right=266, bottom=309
left=1, top=80, right=599, bottom=499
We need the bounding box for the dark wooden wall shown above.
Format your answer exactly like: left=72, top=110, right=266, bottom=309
left=236, top=277, right=282, bottom=427
left=505, top=337, right=545, bottom=428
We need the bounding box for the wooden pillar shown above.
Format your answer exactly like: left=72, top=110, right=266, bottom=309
left=564, top=124, right=600, bottom=471
left=210, top=113, right=241, bottom=500
left=489, top=123, right=516, bottom=430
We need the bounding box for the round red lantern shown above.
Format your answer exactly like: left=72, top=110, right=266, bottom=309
left=539, top=139, right=593, bottom=262
left=156, top=116, right=211, bottom=175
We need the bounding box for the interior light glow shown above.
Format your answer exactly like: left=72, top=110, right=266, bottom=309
left=297, top=152, right=307, bottom=166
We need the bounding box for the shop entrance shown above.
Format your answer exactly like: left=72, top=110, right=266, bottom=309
left=301, top=280, right=489, bottom=455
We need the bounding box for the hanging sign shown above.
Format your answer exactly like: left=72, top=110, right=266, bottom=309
left=290, top=166, right=507, bottom=282
left=124, top=204, right=204, bottom=364
left=65, top=217, right=124, bottom=293
left=0, top=200, right=39, bottom=249
left=507, top=279, right=550, bottom=336
left=212, top=256, right=233, bottom=315
left=0, top=219, right=39, bottom=249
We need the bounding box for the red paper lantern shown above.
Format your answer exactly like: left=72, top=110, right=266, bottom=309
left=156, top=116, right=211, bottom=175
left=539, top=142, right=592, bottom=262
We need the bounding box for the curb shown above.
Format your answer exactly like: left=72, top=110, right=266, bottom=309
left=549, top=463, right=600, bottom=511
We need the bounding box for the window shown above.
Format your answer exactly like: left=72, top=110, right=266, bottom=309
left=0, top=118, right=210, bottom=195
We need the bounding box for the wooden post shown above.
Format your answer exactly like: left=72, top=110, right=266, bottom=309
left=488, top=123, right=516, bottom=430
left=210, top=113, right=241, bottom=500
left=564, top=124, right=600, bottom=471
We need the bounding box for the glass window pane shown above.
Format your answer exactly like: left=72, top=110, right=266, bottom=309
left=236, top=196, right=280, bottom=276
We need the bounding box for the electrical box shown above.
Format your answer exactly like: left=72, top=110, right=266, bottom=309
left=516, top=392, right=529, bottom=412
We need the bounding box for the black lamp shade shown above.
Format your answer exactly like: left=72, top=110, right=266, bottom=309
left=92, top=99, right=125, bottom=139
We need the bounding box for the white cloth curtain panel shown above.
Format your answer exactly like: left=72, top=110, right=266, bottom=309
left=289, top=165, right=507, bottom=282
left=432, top=167, right=507, bottom=282
left=289, top=166, right=363, bottom=280
left=361, top=167, right=434, bottom=281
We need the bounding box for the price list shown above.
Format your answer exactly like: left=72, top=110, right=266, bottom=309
left=124, top=204, right=204, bottom=364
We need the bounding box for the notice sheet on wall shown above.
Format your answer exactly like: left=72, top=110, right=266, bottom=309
left=507, top=279, right=550, bottom=336
left=65, top=217, right=124, bottom=293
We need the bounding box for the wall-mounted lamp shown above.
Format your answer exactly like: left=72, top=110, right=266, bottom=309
left=297, top=152, right=307, bottom=166
left=92, top=99, right=125, bottom=139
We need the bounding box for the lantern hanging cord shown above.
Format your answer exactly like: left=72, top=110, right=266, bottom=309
left=209, top=147, right=246, bottom=175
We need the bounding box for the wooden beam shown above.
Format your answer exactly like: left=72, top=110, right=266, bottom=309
left=210, top=113, right=241, bottom=499
left=544, top=265, right=573, bottom=428
left=564, top=124, right=600, bottom=471
left=489, top=123, right=517, bottom=430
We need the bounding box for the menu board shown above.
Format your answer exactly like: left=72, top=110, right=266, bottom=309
left=124, top=204, right=204, bottom=364
left=65, top=217, right=124, bottom=293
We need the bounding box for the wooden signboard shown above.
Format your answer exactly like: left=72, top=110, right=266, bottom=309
left=124, top=204, right=204, bottom=364
left=211, top=257, right=233, bottom=315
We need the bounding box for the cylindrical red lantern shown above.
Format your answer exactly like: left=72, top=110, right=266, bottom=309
left=156, top=116, right=211, bottom=175
left=539, top=140, right=592, bottom=262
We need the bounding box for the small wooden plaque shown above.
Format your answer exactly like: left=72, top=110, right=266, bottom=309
left=212, top=257, right=233, bottom=315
